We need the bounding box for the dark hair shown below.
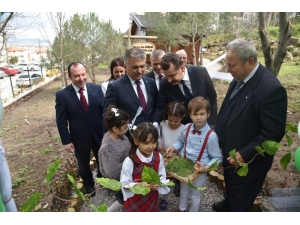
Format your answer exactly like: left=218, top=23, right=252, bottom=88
left=160, top=53, right=183, bottom=71
left=104, top=105, right=130, bottom=131
left=188, top=96, right=210, bottom=114
left=67, top=62, right=86, bottom=77
left=163, top=101, right=185, bottom=120
left=129, top=122, right=158, bottom=165
left=108, top=57, right=125, bottom=81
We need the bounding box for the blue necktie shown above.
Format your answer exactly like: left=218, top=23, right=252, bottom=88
left=180, top=80, right=193, bottom=100
left=230, top=82, right=244, bottom=99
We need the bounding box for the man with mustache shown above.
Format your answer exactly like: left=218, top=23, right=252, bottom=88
left=104, top=48, right=158, bottom=127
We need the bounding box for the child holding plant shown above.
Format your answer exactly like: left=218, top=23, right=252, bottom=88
left=157, top=101, right=185, bottom=211
left=166, top=97, right=222, bottom=212
left=120, top=122, right=170, bottom=212
left=98, top=105, right=131, bottom=212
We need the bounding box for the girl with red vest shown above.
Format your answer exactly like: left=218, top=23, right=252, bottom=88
left=120, top=122, right=170, bottom=212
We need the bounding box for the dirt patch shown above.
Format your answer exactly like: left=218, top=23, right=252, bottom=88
left=1, top=70, right=299, bottom=211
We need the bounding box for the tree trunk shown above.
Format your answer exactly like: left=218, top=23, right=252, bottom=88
left=258, top=12, right=274, bottom=73
left=192, top=36, right=196, bottom=65
left=258, top=12, right=292, bottom=76
left=273, top=13, right=292, bottom=76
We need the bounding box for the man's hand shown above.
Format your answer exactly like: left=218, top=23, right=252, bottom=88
left=227, top=152, right=245, bottom=167
left=165, top=146, right=176, bottom=158
left=64, top=143, right=75, bottom=153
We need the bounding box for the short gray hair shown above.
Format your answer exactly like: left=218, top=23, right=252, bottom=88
left=175, top=49, right=187, bottom=55
left=226, top=39, right=257, bottom=63
left=150, top=49, right=165, bottom=60
left=124, top=48, right=146, bottom=64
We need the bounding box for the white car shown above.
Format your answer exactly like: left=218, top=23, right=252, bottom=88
left=17, top=63, right=40, bottom=71
left=16, top=73, right=42, bottom=87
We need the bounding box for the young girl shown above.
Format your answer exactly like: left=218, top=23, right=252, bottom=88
left=120, top=122, right=170, bottom=212
left=166, top=97, right=223, bottom=212
left=158, top=101, right=185, bottom=211
left=98, top=105, right=131, bottom=212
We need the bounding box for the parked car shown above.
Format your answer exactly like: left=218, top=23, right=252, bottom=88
left=12, top=65, right=24, bottom=73
left=46, top=68, right=61, bottom=77
left=16, top=73, right=42, bottom=87
left=6, top=68, right=19, bottom=76
left=3, top=65, right=15, bottom=74
left=17, top=63, right=40, bottom=71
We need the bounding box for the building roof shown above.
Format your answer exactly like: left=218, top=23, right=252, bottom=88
left=6, top=47, right=26, bottom=52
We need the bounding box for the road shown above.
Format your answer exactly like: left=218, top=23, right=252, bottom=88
left=0, top=67, right=59, bottom=108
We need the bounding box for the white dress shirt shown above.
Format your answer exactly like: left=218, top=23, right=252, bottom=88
left=72, top=83, right=89, bottom=105
left=154, top=72, right=164, bottom=90
left=128, top=77, right=148, bottom=103
left=179, top=67, right=193, bottom=96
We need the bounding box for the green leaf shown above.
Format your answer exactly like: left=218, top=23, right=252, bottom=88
left=229, top=149, right=237, bottom=162
left=286, top=123, right=297, bottom=133
left=96, top=178, right=122, bottom=191
left=280, top=152, right=291, bottom=170
left=165, top=156, right=195, bottom=177
left=237, top=164, right=248, bottom=176
left=261, top=140, right=281, bottom=155
left=129, top=184, right=151, bottom=196
left=285, top=132, right=293, bottom=146
left=20, top=193, right=43, bottom=212
left=255, top=146, right=265, bottom=157
left=89, top=203, right=107, bottom=212
left=187, top=179, right=206, bottom=191
left=208, top=159, right=219, bottom=171
left=160, top=181, right=175, bottom=187
left=44, top=159, right=61, bottom=184
left=141, top=166, right=160, bottom=185
left=67, top=174, right=86, bottom=200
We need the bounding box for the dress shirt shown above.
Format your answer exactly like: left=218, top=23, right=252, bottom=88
left=154, top=72, right=164, bottom=90
left=128, top=77, right=148, bottom=103
left=120, top=149, right=170, bottom=201
left=238, top=63, right=259, bottom=88
left=72, top=83, right=89, bottom=105
left=179, top=67, right=192, bottom=96
left=172, top=122, right=222, bottom=166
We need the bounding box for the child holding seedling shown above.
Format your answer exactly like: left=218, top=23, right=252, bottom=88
left=158, top=101, right=185, bottom=211
left=166, top=97, right=222, bottom=212
left=98, top=105, right=131, bottom=212
left=120, top=122, right=170, bottom=212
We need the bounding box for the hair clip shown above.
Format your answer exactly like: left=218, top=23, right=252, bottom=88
left=111, top=108, right=119, bottom=116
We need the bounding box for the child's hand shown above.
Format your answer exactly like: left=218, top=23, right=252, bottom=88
left=194, top=161, right=209, bottom=173
left=147, top=184, right=159, bottom=191
left=165, top=146, right=175, bottom=158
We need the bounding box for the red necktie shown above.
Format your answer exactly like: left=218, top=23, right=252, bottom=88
left=78, top=88, right=88, bottom=113
left=135, top=80, right=146, bottom=113
left=192, top=129, right=201, bottom=135
left=159, top=74, right=163, bottom=81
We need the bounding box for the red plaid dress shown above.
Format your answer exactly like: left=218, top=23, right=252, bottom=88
left=123, top=151, right=160, bottom=212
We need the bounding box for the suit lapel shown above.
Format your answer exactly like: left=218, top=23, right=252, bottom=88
left=143, top=77, right=152, bottom=113
left=187, top=66, right=200, bottom=97
left=227, top=65, right=262, bottom=126
left=122, top=75, right=140, bottom=107
left=67, top=84, right=83, bottom=110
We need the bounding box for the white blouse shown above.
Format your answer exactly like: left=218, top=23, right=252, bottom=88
left=120, top=149, right=170, bottom=201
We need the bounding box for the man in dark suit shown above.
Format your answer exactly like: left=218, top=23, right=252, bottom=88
left=213, top=39, right=287, bottom=212
left=145, top=49, right=165, bottom=90
left=55, top=62, right=104, bottom=197
left=152, top=53, right=217, bottom=127
left=104, top=48, right=158, bottom=127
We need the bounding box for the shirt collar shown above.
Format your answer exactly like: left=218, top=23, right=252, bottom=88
left=128, top=75, right=144, bottom=86
left=154, top=71, right=164, bottom=78
left=193, top=122, right=210, bottom=132
left=136, top=148, right=153, bottom=162
left=72, top=83, right=86, bottom=93
left=183, top=66, right=189, bottom=81
left=243, top=63, right=259, bottom=84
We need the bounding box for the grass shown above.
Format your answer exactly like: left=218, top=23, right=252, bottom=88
left=41, top=147, right=53, bottom=154
left=18, top=166, right=29, bottom=175
left=12, top=177, right=27, bottom=188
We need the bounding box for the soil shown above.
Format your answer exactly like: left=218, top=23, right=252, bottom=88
left=1, top=69, right=300, bottom=212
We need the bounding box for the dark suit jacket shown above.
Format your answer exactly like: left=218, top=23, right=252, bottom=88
left=215, top=63, right=287, bottom=179
left=55, top=83, right=104, bottom=151
left=104, top=74, right=158, bottom=125
left=145, top=71, right=155, bottom=80
left=152, top=66, right=217, bottom=126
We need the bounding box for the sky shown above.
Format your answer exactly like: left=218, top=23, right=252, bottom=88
left=2, top=0, right=296, bottom=46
